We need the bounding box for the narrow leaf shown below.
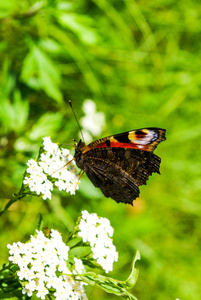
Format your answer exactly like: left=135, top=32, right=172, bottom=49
left=77, top=250, right=140, bottom=299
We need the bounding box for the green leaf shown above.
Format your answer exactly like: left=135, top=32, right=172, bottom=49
left=77, top=250, right=140, bottom=299
left=0, top=92, right=29, bottom=132
left=39, top=38, right=62, bottom=54
left=21, top=45, right=63, bottom=103
left=57, top=13, right=98, bottom=45
left=124, top=249, right=141, bottom=288
left=0, top=263, right=25, bottom=299
left=28, top=112, right=63, bottom=140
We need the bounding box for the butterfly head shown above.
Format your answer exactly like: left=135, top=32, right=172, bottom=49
left=75, top=139, right=85, bottom=150
left=74, top=140, right=86, bottom=169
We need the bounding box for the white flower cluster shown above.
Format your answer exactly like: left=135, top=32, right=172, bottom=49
left=78, top=211, right=118, bottom=273
left=7, top=230, right=87, bottom=300
left=23, top=137, right=80, bottom=200
left=80, top=99, right=105, bottom=143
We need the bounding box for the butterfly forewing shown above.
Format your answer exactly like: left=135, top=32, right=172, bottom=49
left=83, top=128, right=166, bottom=153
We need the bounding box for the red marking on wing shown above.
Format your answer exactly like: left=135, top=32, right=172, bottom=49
left=94, top=142, right=109, bottom=148
left=94, top=141, right=151, bottom=151
left=110, top=141, right=151, bottom=150
left=135, top=133, right=147, bottom=139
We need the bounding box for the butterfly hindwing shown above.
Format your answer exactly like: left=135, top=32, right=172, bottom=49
left=82, top=152, right=140, bottom=205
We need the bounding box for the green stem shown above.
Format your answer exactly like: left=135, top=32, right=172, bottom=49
left=0, top=193, right=27, bottom=217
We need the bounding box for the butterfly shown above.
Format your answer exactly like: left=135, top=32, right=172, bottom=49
left=74, top=128, right=166, bottom=205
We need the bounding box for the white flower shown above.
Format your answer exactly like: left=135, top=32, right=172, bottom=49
left=78, top=211, right=118, bottom=273
left=73, top=258, right=85, bottom=275
left=42, top=136, right=59, bottom=153
left=23, top=137, right=80, bottom=200
left=80, top=99, right=105, bottom=143
left=8, top=229, right=87, bottom=300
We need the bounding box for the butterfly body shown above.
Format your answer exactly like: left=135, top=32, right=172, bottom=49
left=74, top=128, right=166, bottom=205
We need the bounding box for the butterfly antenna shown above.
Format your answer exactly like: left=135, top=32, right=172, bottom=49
left=69, top=100, right=85, bottom=142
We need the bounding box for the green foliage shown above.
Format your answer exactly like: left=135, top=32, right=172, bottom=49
left=21, top=45, right=63, bottom=103
left=79, top=250, right=140, bottom=299
left=0, top=0, right=201, bottom=299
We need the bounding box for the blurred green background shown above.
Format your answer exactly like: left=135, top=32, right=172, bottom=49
left=0, top=0, right=200, bottom=299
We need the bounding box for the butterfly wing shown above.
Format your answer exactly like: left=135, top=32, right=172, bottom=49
left=81, top=147, right=161, bottom=204
left=83, top=128, right=166, bottom=153
left=83, top=154, right=139, bottom=205
left=74, top=128, right=166, bottom=205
